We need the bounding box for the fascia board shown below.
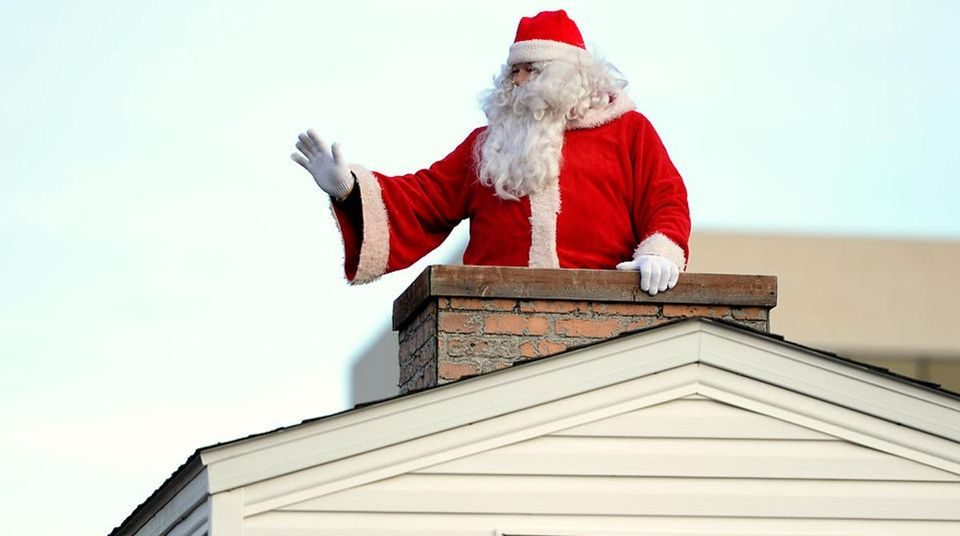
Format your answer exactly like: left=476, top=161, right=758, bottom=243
left=698, top=364, right=960, bottom=473
left=201, top=322, right=704, bottom=493
left=697, top=323, right=960, bottom=442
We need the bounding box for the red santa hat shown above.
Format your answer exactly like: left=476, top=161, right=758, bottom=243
left=507, top=10, right=592, bottom=66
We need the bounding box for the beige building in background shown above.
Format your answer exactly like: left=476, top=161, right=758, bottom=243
left=688, top=231, right=960, bottom=390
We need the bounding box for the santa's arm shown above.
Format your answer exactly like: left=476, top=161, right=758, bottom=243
left=329, top=130, right=481, bottom=284
left=619, top=116, right=691, bottom=295
left=329, top=166, right=389, bottom=283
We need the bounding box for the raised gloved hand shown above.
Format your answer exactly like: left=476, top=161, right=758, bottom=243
left=616, top=255, right=680, bottom=296
left=291, top=130, right=355, bottom=201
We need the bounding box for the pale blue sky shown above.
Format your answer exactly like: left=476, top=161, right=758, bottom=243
left=2, top=1, right=958, bottom=535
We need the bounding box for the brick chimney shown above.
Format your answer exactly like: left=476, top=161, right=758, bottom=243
left=393, top=266, right=777, bottom=394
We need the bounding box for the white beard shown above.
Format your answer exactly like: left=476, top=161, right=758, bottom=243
left=476, top=61, right=586, bottom=200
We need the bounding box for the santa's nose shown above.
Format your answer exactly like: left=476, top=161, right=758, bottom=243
left=512, top=63, right=535, bottom=86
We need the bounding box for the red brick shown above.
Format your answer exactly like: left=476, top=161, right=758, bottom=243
left=438, top=312, right=479, bottom=333
left=484, top=314, right=526, bottom=334
left=592, top=303, right=660, bottom=316
left=527, top=316, right=550, bottom=335
left=732, top=307, right=768, bottom=320
left=519, top=339, right=568, bottom=358
left=448, top=297, right=516, bottom=311
left=556, top=318, right=623, bottom=338
left=439, top=360, right=480, bottom=381
left=518, top=300, right=584, bottom=313
left=484, top=314, right=549, bottom=335
left=662, top=304, right=732, bottom=318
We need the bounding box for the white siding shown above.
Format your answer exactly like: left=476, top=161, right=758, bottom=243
left=417, top=399, right=959, bottom=481
left=415, top=436, right=958, bottom=480
left=556, top=397, right=835, bottom=439
left=285, top=473, right=960, bottom=518
left=246, top=512, right=960, bottom=536
left=167, top=500, right=210, bottom=536
left=252, top=398, right=960, bottom=535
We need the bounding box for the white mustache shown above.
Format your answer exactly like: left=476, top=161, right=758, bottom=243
left=511, top=86, right=551, bottom=120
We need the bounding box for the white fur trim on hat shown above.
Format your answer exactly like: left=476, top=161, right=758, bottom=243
left=342, top=164, right=390, bottom=284
left=567, top=90, right=636, bottom=130
left=508, top=39, right=592, bottom=66
left=634, top=232, right=687, bottom=270
left=527, top=177, right=562, bottom=268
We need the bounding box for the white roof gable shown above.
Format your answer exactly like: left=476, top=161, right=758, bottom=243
left=198, top=318, right=960, bottom=517
left=282, top=396, right=960, bottom=520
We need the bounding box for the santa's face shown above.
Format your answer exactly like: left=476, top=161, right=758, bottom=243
left=475, top=61, right=581, bottom=200
left=510, top=62, right=539, bottom=86
left=476, top=53, right=626, bottom=200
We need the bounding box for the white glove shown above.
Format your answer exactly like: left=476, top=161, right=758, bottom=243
left=291, top=130, right=356, bottom=201
left=616, top=255, right=680, bottom=296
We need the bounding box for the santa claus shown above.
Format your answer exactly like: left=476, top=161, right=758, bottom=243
left=292, top=10, right=690, bottom=296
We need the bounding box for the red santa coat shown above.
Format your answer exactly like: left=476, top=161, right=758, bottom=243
left=332, top=95, right=690, bottom=284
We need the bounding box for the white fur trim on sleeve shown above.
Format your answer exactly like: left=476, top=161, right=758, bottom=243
left=345, top=164, right=390, bottom=284
left=508, top=39, right=592, bottom=66
left=634, top=232, right=687, bottom=270
left=527, top=178, right=561, bottom=269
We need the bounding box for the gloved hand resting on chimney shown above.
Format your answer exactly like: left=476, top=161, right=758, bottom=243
left=616, top=254, right=680, bottom=296
left=291, top=130, right=356, bottom=201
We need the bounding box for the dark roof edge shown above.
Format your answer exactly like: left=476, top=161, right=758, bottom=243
left=107, top=451, right=204, bottom=536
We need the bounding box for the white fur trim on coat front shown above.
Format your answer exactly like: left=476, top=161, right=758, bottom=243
left=566, top=91, right=635, bottom=130
left=345, top=164, right=390, bottom=284
left=508, top=39, right=592, bottom=66
left=527, top=178, right=561, bottom=268
left=634, top=232, right=687, bottom=270
left=521, top=90, right=633, bottom=268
